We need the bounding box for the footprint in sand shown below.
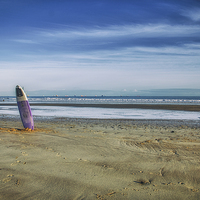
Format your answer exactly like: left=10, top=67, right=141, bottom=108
left=7, top=174, right=14, bottom=177
left=3, top=178, right=11, bottom=183
left=21, top=152, right=28, bottom=156
left=56, top=153, right=62, bottom=157
left=2, top=175, right=14, bottom=183
left=11, top=163, right=17, bottom=166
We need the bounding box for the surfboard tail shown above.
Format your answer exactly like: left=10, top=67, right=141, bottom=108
left=17, top=101, right=34, bottom=130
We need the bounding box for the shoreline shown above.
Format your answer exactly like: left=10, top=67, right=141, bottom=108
left=1, top=103, right=200, bottom=111
left=1, top=115, right=200, bottom=128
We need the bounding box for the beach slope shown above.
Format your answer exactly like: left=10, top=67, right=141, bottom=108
left=0, top=117, right=200, bottom=199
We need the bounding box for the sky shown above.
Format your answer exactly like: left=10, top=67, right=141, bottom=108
left=0, top=0, right=200, bottom=96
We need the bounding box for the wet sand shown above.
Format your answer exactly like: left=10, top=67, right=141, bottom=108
left=0, top=116, right=200, bottom=199
left=1, top=103, right=200, bottom=111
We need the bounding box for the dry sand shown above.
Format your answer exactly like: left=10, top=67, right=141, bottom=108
left=0, top=116, right=200, bottom=199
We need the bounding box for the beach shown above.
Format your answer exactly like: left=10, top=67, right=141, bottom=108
left=0, top=113, right=200, bottom=200
left=1, top=103, right=200, bottom=111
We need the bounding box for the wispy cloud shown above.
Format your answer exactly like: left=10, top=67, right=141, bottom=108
left=36, top=24, right=200, bottom=39
left=181, top=8, right=200, bottom=21
left=8, top=23, right=200, bottom=58
left=12, top=39, right=38, bottom=44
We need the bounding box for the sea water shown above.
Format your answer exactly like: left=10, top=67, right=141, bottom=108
left=0, top=96, right=200, bottom=120
left=1, top=95, right=200, bottom=105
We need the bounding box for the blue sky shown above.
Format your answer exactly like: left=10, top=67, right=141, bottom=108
left=1, top=0, right=200, bottom=96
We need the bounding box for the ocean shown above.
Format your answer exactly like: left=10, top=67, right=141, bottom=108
left=0, top=96, right=200, bottom=120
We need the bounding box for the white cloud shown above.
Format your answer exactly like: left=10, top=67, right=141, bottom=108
left=12, top=39, right=38, bottom=44
left=26, top=23, right=200, bottom=43
left=181, top=8, right=200, bottom=21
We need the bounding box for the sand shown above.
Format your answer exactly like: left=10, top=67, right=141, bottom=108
left=0, top=115, right=200, bottom=199
left=1, top=103, right=200, bottom=111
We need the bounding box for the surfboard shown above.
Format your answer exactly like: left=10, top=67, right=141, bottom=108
left=16, top=85, right=34, bottom=130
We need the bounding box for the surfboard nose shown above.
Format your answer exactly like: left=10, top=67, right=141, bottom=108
left=16, top=85, right=23, bottom=97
